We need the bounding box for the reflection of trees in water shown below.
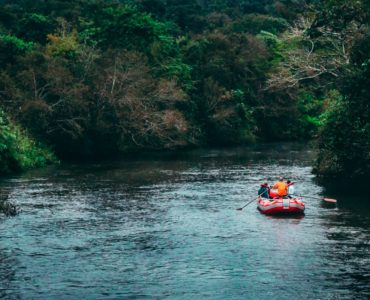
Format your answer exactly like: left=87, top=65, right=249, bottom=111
left=0, top=249, right=20, bottom=299
left=321, top=204, right=370, bottom=298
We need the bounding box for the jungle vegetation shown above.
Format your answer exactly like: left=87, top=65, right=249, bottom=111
left=0, top=0, right=369, bottom=184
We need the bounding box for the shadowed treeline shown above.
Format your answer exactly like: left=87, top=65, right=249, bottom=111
left=0, top=0, right=369, bottom=184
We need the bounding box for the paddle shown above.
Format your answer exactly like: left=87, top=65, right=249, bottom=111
left=236, top=198, right=257, bottom=211
left=236, top=190, right=267, bottom=211
left=286, top=180, right=336, bottom=203
left=299, top=195, right=337, bottom=203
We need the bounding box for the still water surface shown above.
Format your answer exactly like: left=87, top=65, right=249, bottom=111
left=0, top=143, right=369, bottom=299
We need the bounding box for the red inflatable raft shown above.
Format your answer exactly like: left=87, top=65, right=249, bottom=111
left=257, top=196, right=305, bottom=215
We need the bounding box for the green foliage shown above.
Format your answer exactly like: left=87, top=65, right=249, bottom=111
left=0, top=33, right=34, bottom=67
left=0, top=109, right=57, bottom=174
left=182, top=30, right=271, bottom=144
left=311, top=0, right=370, bottom=182
left=296, top=91, right=324, bottom=137
left=315, top=69, right=370, bottom=181
left=256, top=31, right=283, bottom=66
left=83, top=4, right=169, bottom=50
left=240, top=0, right=275, bottom=14
left=4, top=0, right=368, bottom=183
left=79, top=3, right=191, bottom=85
left=232, top=14, right=289, bottom=34
left=160, top=58, right=193, bottom=90
left=0, top=34, right=34, bottom=52
left=18, top=13, right=52, bottom=44
left=240, top=0, right=308, bottom=20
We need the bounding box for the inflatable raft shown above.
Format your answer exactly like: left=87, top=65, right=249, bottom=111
left=257, top=196, right=305, bottom=215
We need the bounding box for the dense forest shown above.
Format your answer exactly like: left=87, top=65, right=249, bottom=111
left=0, top=0, right=369, bottom=184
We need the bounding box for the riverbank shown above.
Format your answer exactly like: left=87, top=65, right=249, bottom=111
left=0, top=109, right=58, bottom=176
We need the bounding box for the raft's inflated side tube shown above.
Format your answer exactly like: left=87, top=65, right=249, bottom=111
left=257, top=197, right=305, bottom=215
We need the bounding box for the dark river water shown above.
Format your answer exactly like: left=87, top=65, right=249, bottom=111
left=0, top=143, right=369, bottom=299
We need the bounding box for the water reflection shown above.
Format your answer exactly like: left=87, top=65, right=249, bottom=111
left=0, top=249, right=19, bottom=299
left=0, top=143, right=369, bottom=299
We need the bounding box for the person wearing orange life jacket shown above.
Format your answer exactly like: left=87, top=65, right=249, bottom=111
left=272, top=177, right=288, bottom=197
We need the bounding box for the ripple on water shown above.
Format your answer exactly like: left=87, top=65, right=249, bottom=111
left=0, top=144, right=369, bottom=299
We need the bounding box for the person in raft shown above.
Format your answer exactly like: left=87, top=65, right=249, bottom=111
left=287, top=180, right=295, bottom=198
left=258, top=183, right=270, bottom=199
left=272, top=177, right=288, bottom=198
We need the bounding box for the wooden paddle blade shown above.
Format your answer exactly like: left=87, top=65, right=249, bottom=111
left=236, top=208, right=243, bottom=211
left=323, top=198, right=337, bottom=203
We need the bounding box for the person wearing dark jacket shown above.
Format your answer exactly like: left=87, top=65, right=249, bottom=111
left=258, top=183, right=270, bottom=199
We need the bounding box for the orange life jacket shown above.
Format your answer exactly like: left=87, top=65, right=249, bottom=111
left=272, top=181, right=288, bottom=197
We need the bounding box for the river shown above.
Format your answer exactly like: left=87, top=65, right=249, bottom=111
left=0, top=143, right=369, bottom=299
